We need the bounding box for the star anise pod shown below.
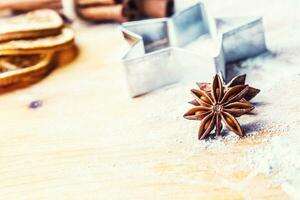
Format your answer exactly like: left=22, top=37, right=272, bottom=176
left=184, top=74, right=257, bottom=140
left=188, top=74, right=260, bottom=106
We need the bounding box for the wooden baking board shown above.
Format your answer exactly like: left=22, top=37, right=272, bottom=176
left=0, top=23, right=288, bottom=199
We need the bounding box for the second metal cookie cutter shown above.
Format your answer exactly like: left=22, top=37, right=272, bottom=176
left=121, top=2, right=266, bottom=97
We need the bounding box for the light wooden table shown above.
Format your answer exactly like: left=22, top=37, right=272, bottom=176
left=0, top=23, right=288, bottom=199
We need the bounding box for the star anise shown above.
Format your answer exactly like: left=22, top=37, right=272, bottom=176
left=188, top=74, right=260, bottom=106
left=184, top=74, right=258, bottom=140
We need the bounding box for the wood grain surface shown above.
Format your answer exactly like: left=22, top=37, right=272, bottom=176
left=0, top=23, right=289, bottom=199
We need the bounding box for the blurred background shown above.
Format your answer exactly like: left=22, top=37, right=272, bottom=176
left=0, top=0, right=176, bottom=22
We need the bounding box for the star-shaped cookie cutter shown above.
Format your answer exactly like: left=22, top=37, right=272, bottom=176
left=121, top=2, right=266, bottom=97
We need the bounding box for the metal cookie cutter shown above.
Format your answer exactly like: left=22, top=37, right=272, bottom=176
left=121, top=2, right=266, bottom=97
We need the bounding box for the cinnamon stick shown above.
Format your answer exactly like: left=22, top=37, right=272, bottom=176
left=141, top=0, right=174, bottom=18
left=78, top=4, right=128, bottom=22
left=77, top=0, right=123, bottom=7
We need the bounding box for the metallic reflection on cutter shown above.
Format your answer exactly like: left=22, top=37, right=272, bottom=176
left=121, top=2, right=267, bottom=97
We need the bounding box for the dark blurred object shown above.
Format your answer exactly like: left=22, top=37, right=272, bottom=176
left=77, top=0, right=174, bottom=22
left=0, top=0, right=62, bottom=12
left=29, top=100, right=43, bottom=109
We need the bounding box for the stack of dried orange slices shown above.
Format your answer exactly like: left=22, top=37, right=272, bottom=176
left=0, top=9, right=75, bottom=86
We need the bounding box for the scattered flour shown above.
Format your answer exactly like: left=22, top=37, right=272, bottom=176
left=228, top=21, right=300, bottom=199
